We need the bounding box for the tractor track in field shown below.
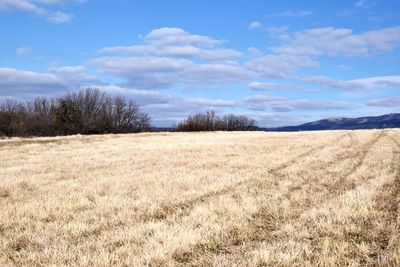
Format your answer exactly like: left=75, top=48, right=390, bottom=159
left=366, top=133, right=400, bottom=264
left=170, top=130, right=387, bottom=266
left=140, top=132, right=352, bottom=223
left=71, top=133, right=352, bottom=245
left=380, top=133, right=400, bottom=224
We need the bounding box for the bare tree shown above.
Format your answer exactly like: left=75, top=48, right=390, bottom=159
left=177, top=111, right=257, bottom=131
left=222, top=114, right=257, bottom=131
left=54, top=89, right=107, bottom=134
left=0, top=99, right=28, bottom=136
left=25, top=97, right=58, bottom=136
left=0, top=88, right=151, bottom=137
left=107, top=96, right=150, bottom=133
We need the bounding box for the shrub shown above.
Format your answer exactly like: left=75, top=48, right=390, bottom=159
left=177, top=111, right=257, bottom=131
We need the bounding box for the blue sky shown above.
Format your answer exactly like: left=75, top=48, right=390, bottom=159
left=0, top=0, right=399, bottom=127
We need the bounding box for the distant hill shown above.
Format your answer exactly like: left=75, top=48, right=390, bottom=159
left=269, top=113, right=400, bottom=132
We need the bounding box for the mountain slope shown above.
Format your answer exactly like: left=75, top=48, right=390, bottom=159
left=269, top=113, right=400, bottom=131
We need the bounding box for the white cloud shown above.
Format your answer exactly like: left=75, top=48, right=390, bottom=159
left=355, top=0, right=375, bottom=9
left=100, top=27, right=241, bottom=61
left=101, top=45, right=241, bottom=61
left=182, top=63, right=254, bottom=84
left=247, top=47, right=262, bottom=57
left=248, top=82, right=285, bottom=90
left=351, top=76, right=400, bottom=88
left=0, top=66, right=98, bottom=96
left=0, top=0, right=45, bottom=15
left=267, top=10, right=312, bottom=18
left=32, top=0, right=86, bottom=4
left=91, top=56, right=192, bottom=75
left=16, top=46, right=32, bottom=56
left=0, top=67, right=61, bottom=91
left=266, top=26, right=290, bottom=41
left=0, top=0, right=83, bottom=23
left=47, top=11, right=72, bottom=23
left=145, top=27, right=222, bottom=47
left=93, top=28, right=255, bottom=89
left=367, top=96, right=400, bottom=107
left=95, top=26, right=400, bottom=88
left=270, top=26, right=400, bottom=57
left=242, top=94, right=351, bottom=112
left=48, top=65, right=98, bottom=84
left=90, top=56, right=191, bottom=88
left=298, top=76, right=365, bottom=90
left=245, top=54, right=318, bottom=78
left=248, top=21, right=262, bottom=30
left=255, top=113, right=307, bottom=127
left=289, top=100, right=352, bottom=111
left=91, top=56, right=254, bottom=89
left=297, top=75, right=400, bottom=91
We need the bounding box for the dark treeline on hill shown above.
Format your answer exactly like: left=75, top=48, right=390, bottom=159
left=177, top=110, right=257, bottom=131
left=0, top=88, right=150, bottom=137
left=0, top=89, right=259, bottom=137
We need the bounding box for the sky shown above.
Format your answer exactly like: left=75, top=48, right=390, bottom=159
left=0, top=0, right=399, bottom=127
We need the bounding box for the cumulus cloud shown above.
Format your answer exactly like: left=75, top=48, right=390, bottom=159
left=0, top=66, right=98, bottom=96
left=252, top=27, right=400, bottom=81
left=46, top=10, right=72, bottom=23
left=0, top=0, right=44, bottom=16
left=91, top=56, right=254, bottom=89
left=254, top=113, right=307, bottom=127
left=182, top=63, right=254, bottom=84
left=355, top=0, right=376, bottom=9
left=267, top=10, right=312, bottom=18
left=93, top=28, right=255, bottom=89
left=270, top=26, right=400, bottom=57
left=48, top=65, right=98, bottom=84
left=145, top=27, right=221, bottom=47
left=16, top=46, right=32, bottom=56
left=245, top=54, right=318, bottom=78
left=248, top=82, right=285, bottom=90
left=297, top=75, right=400, bottom=91
left=0, top=0, right=83, bottom=23
left=350, top=76, right=400, bottom=89
left=242, top=95, right=351, bottom=112
left=266, top=26, right=290, bottom=41
left=248, top=21, right=262, bottom=30
left=33, top=0, right=86, bottom=4
left=90, top=56, right=192, bottom=88
left=366, top=96, right=400, bottom=107
left=100, top=27, right=241, bottom=61
left=289, top=100, right=352, bottom=111
left=91, top=57, right=192, bottom=75
left=0, top=67, right=61, bottom=93
left=298, top=76, right=365, bottom=90
left=94, top=26, right=400, bottom=89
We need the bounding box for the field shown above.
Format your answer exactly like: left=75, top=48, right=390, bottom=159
left=0, top=129, right=399, bottom=266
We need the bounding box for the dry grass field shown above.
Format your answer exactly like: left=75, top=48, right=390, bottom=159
left=0, top=129, right=399, bottom=266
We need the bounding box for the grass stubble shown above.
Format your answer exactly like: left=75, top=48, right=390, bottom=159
left=0, top=129, right=399, bottom=266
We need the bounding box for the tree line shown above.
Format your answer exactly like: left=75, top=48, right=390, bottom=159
left=176, top=110, right=257, bottom=131
left=0, top=89, right=150, bottom=137
left=0, top=89, right=258, bottom=137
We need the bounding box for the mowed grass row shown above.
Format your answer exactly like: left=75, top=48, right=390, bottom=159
left=0, top=129, right=399, bottom=266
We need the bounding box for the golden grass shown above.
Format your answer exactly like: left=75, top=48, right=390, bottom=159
left=0, top=129, right=399, bottom=266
